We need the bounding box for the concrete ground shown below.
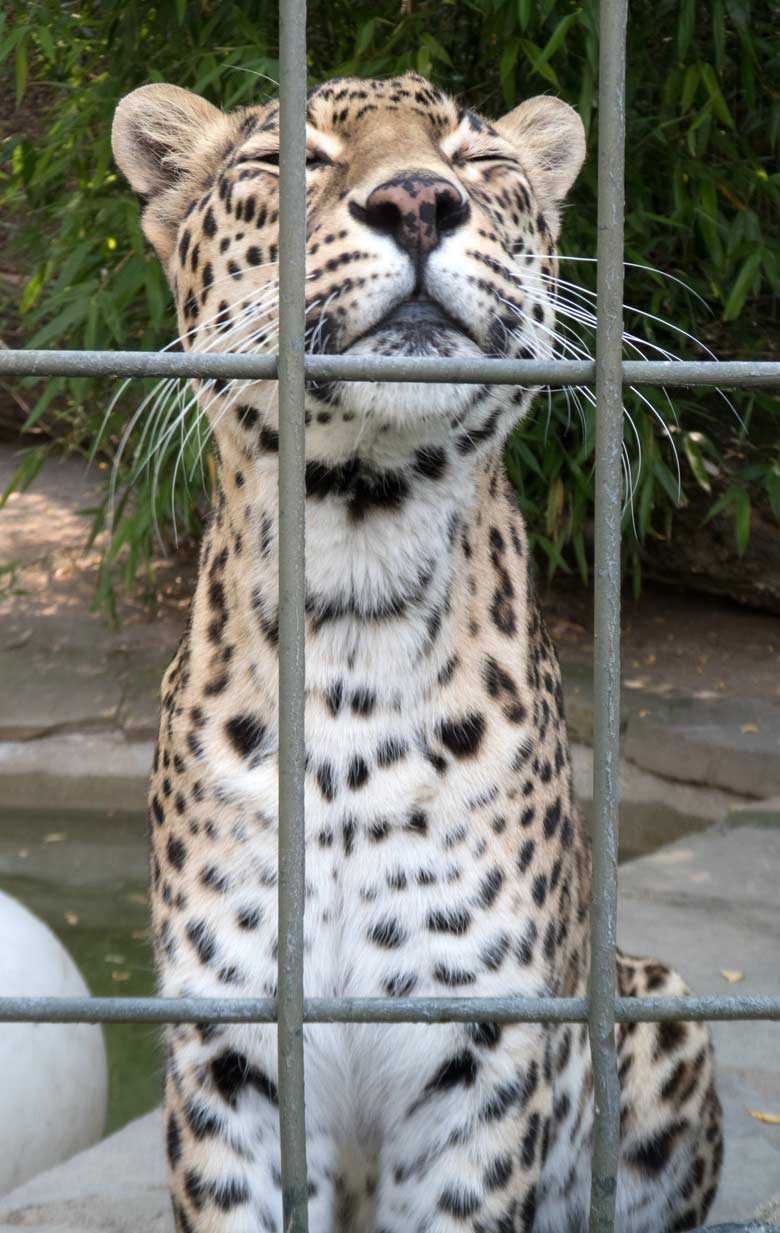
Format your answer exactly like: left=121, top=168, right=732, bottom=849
left=0, top=824, right=777, bottom=1231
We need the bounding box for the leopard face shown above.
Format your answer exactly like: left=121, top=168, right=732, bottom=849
left=112, top=72, right=585, bottom=469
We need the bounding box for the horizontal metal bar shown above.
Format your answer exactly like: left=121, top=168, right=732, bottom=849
left=1, top=994, right=779, bottom=1025
left=1, top=349, right=780, bottom=386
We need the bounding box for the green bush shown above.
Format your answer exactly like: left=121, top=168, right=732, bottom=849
left=1, top=0, right=778, bottom=611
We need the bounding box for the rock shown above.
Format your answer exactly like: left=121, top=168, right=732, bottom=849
left=0, top=1111, right=170, bottom=1232
left=642, top=485, right=780, bottom=617
left=570, top=742, right=751, bottom=861
left=0, top=892, right=108, bottom=1197
left=624, top=697, right=780, bottom=798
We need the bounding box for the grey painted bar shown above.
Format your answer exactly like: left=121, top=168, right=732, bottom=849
left=589, top=0, right=629, bottom=1228
left=0, top=994, right=779, bottom=1024
left=1, top=348, right=780, bottom=385
left=276, top=0, right=309, bottom=1228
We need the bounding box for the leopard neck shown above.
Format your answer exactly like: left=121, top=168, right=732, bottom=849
left=186, top=439, right=532, bottom=714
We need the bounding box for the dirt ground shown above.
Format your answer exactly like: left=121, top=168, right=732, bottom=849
left=2, top=442, right=779, bottom=704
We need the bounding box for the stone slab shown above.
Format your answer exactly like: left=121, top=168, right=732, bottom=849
left=624, top=698, right=780, bottom=799
left=116, top=655, right=168, bottom=740
left=0, top=615, right=172, bottom=743
left=0, top=619, right=121, bottom=740
left=0, top=733, right=153, bottom=812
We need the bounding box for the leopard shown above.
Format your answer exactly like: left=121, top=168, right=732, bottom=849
left=111, top=71, right=723, bottom=1233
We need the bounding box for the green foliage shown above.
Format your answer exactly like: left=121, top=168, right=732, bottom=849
left=1, top=0, right=778, bottom=604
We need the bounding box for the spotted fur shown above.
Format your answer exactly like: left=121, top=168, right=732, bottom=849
left=112, top=72, right=722, bottom=1233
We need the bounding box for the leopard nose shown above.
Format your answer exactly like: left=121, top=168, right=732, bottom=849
left=353, top=173, right=470, bottom=258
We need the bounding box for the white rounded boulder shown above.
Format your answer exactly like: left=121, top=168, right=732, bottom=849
left=0, top=891, right=108, bottom=1196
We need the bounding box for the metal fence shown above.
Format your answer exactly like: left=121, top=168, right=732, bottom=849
left=1, top=1, right=780, bottom=1231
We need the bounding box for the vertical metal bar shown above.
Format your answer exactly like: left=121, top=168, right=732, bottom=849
left=277, top=0, right=309, bottom=1228
left=588, top=0, right=628, bottom=1230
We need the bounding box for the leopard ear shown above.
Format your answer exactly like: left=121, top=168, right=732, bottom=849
left=112, top=84, right=225, bottom=197
left=112, top=84, right=231, bottom=262
left=494, top=95, right=585, bottom=223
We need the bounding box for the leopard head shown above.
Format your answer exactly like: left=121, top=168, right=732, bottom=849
left=112, top=72, right=585, bottom=473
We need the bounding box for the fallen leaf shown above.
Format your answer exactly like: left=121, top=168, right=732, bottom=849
left=740, top=723, right=759, bottom=734
left=104, top=952, right=126, bottom=965
left=644, top=654, right=657, bottom=665
left=43, top=832, right=66, bottom=843
left=720, top=969, right=744, bottom=983
left=747, top=1109, right=780, bottom=1125
left=111, top=970, right=130, bottom=983
left=131, top=929, right=148, bottom=942
left=17, top=848, right=29, bottom=859
left=127, top=892, right=147, bottom=906
left=638, top=708, right=651, bottom=719
left=64, top=911, right=79, bottom=927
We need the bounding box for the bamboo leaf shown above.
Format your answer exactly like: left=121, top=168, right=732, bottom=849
left=682, top=435, right=712, bottom=493
left=36, top=24, right=55, bottom=63
left=500, top=38, right=520, bottom=86
left=532, top=12, right=579, bottom=73
left=677, top=0, right=695, bottom=60
left=22, top=379, right=64, bottom=431
left=518, top=39, right=561, bottom=89
left=680, top=63, right=700, bottom=113
left=723, top=250, right=761, bottom=320
left=15, top=34, right=27, bottom=105
left=711, top=0, right=725, bottom=74
left=355, top=19, right=376, bottom=56
left=27, top=298, right=89, bottom=349
left=420, top=34, right=452, bottom=66
left=700, top=63, right=735, bottom=128
left=0, top=446, right=48, bottom=509
left=734, top=489, right=751, bottom=556
left=765, top=470, right=780, bottom=522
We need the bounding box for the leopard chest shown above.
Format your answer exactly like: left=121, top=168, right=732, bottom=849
left=151, top=658, right=576, bottom=1012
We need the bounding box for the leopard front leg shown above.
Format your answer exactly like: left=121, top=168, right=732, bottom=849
left=372, top=1022, right=552, bottom=1233
left=164, top=1023, right=340, bottom=1233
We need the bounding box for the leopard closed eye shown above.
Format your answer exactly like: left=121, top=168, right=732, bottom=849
left=111, top=70, right=723, bottom=1233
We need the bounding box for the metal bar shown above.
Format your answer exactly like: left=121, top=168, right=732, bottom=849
left=1, top=994, right=779, bottom=1025
left=1, top=349, right=780, bottom=386
left=276, top=0, right=309, bottom=1227
left=589, top=0, right=628, bottom=1227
